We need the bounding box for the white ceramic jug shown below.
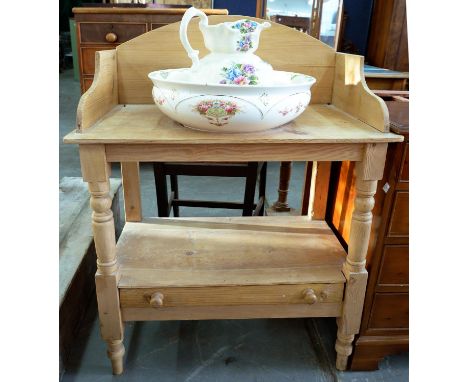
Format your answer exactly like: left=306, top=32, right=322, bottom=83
left=179, top=7, right=274, bottom=85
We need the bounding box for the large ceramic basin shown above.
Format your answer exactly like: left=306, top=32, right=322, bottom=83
left=148, top=68, right=316, bottom=133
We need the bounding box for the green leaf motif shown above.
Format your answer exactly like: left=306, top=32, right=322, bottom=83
left=206, top=108, right=228, bottom=119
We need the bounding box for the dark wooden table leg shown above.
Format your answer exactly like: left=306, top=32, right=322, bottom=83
left=271, top=161, right=292, bottom=212
left=169, top=174, right=180, bottom=217
left=242, top=162, right=258, bottom=216
left=153, top=163, right=169, bottom=217
left=259, top=162, right=267, bottom=216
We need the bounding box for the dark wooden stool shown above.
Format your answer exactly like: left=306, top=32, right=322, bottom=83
left=153, top=162, right=267, bottom=217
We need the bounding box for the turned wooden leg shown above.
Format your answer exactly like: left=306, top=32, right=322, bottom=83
left=272, top=161, right=292, bottom=212
left=107, top=339, right=125, bottom=375
left=335, top=143, right=387, bottom=370
left=335, top=322, right=355, bottom=370
left=80, top=145, right=125, bottom=375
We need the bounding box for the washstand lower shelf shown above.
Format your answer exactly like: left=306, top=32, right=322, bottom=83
left=114, top=216, right=347, bottom=322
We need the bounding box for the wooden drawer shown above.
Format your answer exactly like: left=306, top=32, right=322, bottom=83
left=81, top=77, right=94, bottom=93
left=369, top=293, right=408, bottom=329
left=79, top=22, right=147, bottom=44
left=387, top=191, right=409, bottom=237
left=399, top=144, right=409, bottom=182
left=80, top=46, right=114, bottom=75
left=378, top=245, right=409, bottom=286
left=151, top=23, right=168, bottom=30
left=120, top=283, right=344, bottom=308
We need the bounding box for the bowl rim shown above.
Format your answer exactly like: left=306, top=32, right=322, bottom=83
left=148, top=68, right=316, bottom=89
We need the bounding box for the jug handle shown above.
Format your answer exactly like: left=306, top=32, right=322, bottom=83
left=180, top=7, right=208, bottom=70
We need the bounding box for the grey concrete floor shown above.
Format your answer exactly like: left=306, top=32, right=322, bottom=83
left=60, top=69, right=408, bottom=381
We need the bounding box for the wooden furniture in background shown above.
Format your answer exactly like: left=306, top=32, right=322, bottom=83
left=270, top=161, right=293, bottom=212
left=153, top=162, right=267, bottom=217
left=372, top=90, right=409, bottom=98
left=326, top=98, right=409, bottom=370
left=156, top=0, right=213, bottom=8
left=366, top=0, right=408, bottom=72
left=301, top=161, right=332, bottom=219
left=72, top=6, right=228, bottom=93
left=270, top=15, right=310, bottom=34
left=64, top=17, right=402, bottom=374
left=256, top=0, right=264, bottom=18
left=364, top=65, right=409, bottom=91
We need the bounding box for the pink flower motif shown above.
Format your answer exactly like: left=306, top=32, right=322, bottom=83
left=278, top=107, right=292, bottom=116
left=193, top=99, right=241, bottom=126
left=234, top=76, right=248, bottom=85
left=295, top=102, right=304, bottom=113
left=198, top=104, right=210, bottom=113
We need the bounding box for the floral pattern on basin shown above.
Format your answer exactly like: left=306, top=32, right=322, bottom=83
left=232, top=19, right=258, bottom=52
left=220, top=63, right=258, bottom=85
left=154, top=96, right=165, bottom=106
left=278, top=101, right=306, bottom=116
left=194, top=100, right=241, bottom=126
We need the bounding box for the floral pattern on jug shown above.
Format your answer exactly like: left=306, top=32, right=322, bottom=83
left=220, top=63, right=258, bottom=85
left=232, top=19, right=259, bottom=52
left=194, top=100, right=241, bottom=126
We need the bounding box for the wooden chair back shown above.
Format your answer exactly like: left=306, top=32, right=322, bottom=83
left=115, top=15, right=336, bottom=105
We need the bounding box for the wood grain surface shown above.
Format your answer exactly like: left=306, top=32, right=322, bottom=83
left=65, top=104, right=402, bottom=144
left=76, top=50, right=117, bottom=132
left=121, top=303, right=343, bottom=321
left=120, top=283, right=344, bottom=307
left=116, top=216, right=347, bottom=288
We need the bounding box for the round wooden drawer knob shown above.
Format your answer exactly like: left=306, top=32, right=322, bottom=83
left=303, top=288, right=317, bottom=304
left=149, top=292, right=164, bottom=308
left=105, top=32, right=118, bottom=43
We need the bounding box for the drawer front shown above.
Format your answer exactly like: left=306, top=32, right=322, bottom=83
left=79, top=22, right=146, bottom=44
left=80, top=46, right=114, bottom=75
left=369, top=293, right=408, bottom=329
left=378, top=245, right=409, bottom=286
left=120, top=283, right=344, bottom=308
left=399, top=144, right=409, bottom=182
left=151, top=23, right=168, bottom=30
left=82, top=76, right=94, bottom=93
left=387, top=191, right=409, bottom=237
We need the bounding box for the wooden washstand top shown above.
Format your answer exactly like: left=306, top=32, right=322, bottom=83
left=64, top=104, right=402, bottom=145
left=64, top=16, right=403, bottom=152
